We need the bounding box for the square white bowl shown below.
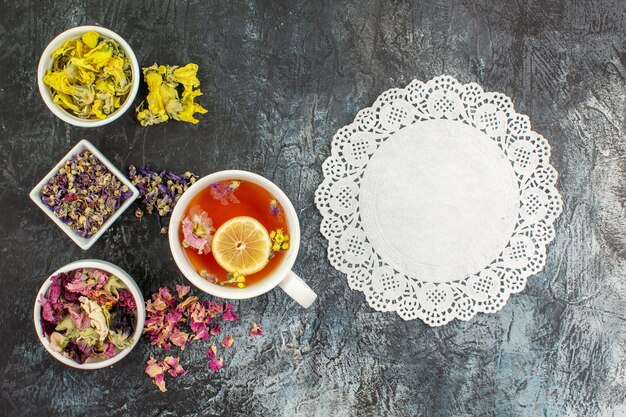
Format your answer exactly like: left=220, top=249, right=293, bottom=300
left=29, top=139, right=139, bottom=250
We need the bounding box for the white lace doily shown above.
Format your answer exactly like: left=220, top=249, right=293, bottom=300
left=315, top=75, right=562, bottom=326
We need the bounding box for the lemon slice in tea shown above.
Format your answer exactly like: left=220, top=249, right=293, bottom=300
left=211, top=216, right=273, bottom=275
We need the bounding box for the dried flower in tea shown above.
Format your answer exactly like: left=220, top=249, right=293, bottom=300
left=270, top=229, right=290, bottom=253
left=182, top=207, right=215, bottom=254
left=40, top=150, right=133, bottom=238
left=209, top=181, right=240, bottom=205
left=43, top=31, right=132, bottom=119
left=135, top=63, right=207, bottom=126
left=269, top=199, right=284, bottom=219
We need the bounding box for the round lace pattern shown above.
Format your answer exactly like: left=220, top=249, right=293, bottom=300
left=315, top=76, right=562, bottom=326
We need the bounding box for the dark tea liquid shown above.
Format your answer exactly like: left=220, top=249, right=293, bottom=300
left=181, top=179, right=288, bottom=286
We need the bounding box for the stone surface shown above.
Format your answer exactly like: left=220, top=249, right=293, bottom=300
left=0, top=0, right=624, bottom=416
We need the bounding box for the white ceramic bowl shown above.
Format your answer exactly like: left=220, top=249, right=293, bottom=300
left=29, top=139, right=139, bottom=250
left=169, top=170, right=303, bottom=301
left=37, top=25, right=140, bottom=127
left=33, top=259, right=145, bottom=370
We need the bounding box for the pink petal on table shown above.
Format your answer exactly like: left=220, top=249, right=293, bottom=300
left=208, top=358, right=224, bottom=372
left=249, top=323, right=263, bottom=336
left=221, top=335, right=234, bottom=348
left=176, top=284, right=191, bottom=299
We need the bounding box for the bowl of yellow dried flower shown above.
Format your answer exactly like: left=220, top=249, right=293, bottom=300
left=37, top=26, right=140, bottom=127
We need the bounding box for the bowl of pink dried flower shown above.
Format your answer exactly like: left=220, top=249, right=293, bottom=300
left=33, top=259, right=145, bottom=369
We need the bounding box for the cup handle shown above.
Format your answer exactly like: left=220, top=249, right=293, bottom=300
left=279, top=271, right=317, bottom=308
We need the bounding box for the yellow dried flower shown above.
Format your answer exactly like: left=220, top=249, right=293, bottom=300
left=135, top=63, right=207, bottom=126
left=43, top=31, right=132, bottom=120
left=81, top=31, right=100, bottom=48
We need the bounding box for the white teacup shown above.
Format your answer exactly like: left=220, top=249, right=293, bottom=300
left=169, top=170, right=317, bottom=308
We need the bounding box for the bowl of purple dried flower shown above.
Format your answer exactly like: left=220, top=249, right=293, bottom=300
left=29, top=139, right=139, bottom=250
left=33, top=259, right=145, bottom=369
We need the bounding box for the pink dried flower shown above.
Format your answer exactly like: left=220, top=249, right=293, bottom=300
left=209, top=358, right=224, bottom=372
left=90, top=269, right=109, bottom=289
left=181, top=206, right=214, bottom=254
left=200, top=270, right=217, bottom=283
left=145, top=357, right=164, bottom=378
left=206, top=345, right=217, bottom=360
left=103, top=343, right=116, bottom=359
left=65, top=303, right=91, bottom=330
left=157, top=287, right=176, bottom=307
left=210, top=321, right=221, bottom=336
left=176, top=295, right=199, bottom=311
left=146, top=356, right=185, bottom=392
left=170, top=330, right=189, bottom=350
left=117, top=289, right=137, bottom=311
left=207, top=301, right=223, bottom=317
left=249, top=323, right=263, bottom=336
left=221, top=335, right=234, bottom=348
left=163, top=356, right=186, bottom=377
left=153, top=373, right=167, bottom=392
left=176, top=285, right=191, bottom=299
left=222, top=303, right=238, bottom=322
left=65, top=276, right=93, bottom=295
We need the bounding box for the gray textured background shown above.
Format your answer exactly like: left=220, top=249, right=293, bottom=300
left=0, top=0, right=624, bottom=416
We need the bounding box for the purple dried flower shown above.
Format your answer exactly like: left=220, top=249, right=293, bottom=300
left=209, top=181, right=240, bottom=205
left=39, top=150, right=130, bottom=238
left=118, top=289, right=137, bottom=311
left=128, top=165, right=198, bottom=233
left=65, top=338, right=92, bottom=364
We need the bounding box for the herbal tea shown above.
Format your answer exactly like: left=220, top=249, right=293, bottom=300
left=180, top=180, right=290, bottom=288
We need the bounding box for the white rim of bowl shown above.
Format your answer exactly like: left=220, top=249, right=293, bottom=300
left=37, top=25, right=140, bottom=128
left=168, top=170, right=301, bottom=300
left=33, top=260, right=145, bottom=370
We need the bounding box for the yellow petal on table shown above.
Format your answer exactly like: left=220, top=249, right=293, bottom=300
left=145, top=72, right=167, bottom=113
left=177, top=88, right=208, bottom=124
left=81, top=30, right=100, bottom=48
left=177, top=102, right=208, bottom=124
left=171, top=63, right=200, bottom=92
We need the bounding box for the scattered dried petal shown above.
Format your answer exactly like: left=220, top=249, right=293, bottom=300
left=176, top=285, right=191, bottom=299
left=163, top=356, right=186, bottom=377
left=249, top=323, right=263, bottom=336
left=209, top=358, right=224, bottom=372
left=128, top=165, right=197, bottom=233
left=206, top=345, right=217, bottom=360
left=222, top=303, right=238, bottom=322
left=221, top=335, right=234, bottom=348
